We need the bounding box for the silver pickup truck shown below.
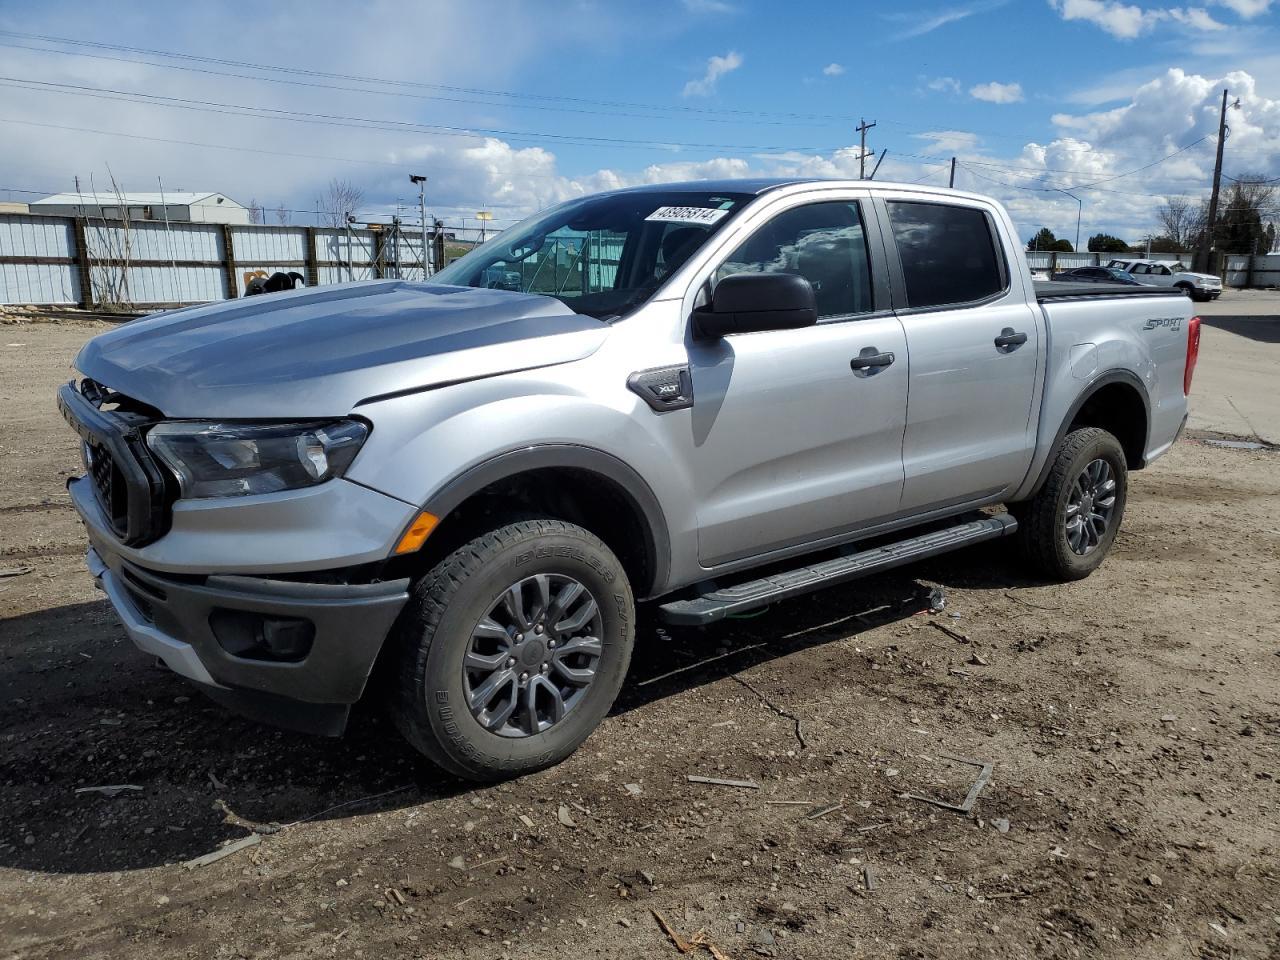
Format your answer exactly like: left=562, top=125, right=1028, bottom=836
left=59, top=178, right=1200, bottom=780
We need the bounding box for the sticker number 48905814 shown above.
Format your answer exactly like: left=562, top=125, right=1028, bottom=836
left=644, top=206, right=730, bottom=225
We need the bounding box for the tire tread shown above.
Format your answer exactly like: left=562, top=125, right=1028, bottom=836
left=390, top=518, right=628, bottom=780
left=1014, top=427, right=1126, bottom=581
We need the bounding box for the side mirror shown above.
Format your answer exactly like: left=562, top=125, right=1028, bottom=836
left=693, top=273, right=818, bottom=339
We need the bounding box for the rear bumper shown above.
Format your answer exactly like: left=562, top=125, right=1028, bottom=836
left=86, top=542, right=409, bottom=735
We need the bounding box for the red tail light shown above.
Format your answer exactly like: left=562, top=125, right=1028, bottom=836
left=1184, top=316, right=1201, bottom=396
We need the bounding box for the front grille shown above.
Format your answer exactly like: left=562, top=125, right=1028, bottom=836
left=60, top=380, right=172, bottom=546
left=87, top=441, right=129, bottom=537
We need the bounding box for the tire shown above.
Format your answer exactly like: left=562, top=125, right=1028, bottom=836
left=390, top=518, right=634, bottom=781
left=1011, top=427, right=1128, bottom=581
left=1175, top=283, right=1195, bottom=299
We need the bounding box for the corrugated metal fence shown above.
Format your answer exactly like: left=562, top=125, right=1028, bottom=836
left=3, top=212, right=1277, bottom=307
left=1225, top=254, right=1280, bottom=289
left=0, top=213, right=436, bottom=307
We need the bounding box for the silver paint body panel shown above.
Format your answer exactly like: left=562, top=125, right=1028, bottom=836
left=65, top=179, right=1192, bottom=600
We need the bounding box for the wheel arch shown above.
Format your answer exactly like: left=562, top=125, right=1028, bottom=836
left=395, top=445, right=671, bottom=599
left=1025, top=370, right=1151, bottom=498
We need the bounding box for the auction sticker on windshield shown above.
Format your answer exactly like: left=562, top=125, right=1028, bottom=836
left=645, top=206, right=730, bottom=225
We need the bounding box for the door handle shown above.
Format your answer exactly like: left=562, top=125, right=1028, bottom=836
left=994, top=328, right=1028, bottom=350
left=850, top=350, right=895, bottom=371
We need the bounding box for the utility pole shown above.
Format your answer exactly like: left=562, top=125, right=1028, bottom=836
left=949, top=157, right=956, bottom=188
left=868, top=149, right=888, bottom=180
left=856, top=118, right=876, bottom=180
left=409, top=174, right=429, bottom=275
left=1199, top=88, right=1230, bottom=274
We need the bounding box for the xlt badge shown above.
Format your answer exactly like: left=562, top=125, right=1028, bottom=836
left=627, top=365, right=694, bottom=412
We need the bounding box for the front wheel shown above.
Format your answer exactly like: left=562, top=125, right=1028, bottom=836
left=1010, top=427, right=1128, bottom=581
left=390, top=518, right=634, bottom=781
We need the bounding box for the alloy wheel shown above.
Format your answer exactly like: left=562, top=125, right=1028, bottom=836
left=462, top=574, right=603, bottom=738
left=1064, top=457, right=1117, bottom=556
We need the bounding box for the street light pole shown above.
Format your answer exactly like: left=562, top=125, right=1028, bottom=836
left=1053, top=188, right=1082, bottom=253
left=409, top=174, right=429, bottom=275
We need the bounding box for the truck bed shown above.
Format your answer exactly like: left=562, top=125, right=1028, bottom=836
left=1034, top=281, right=1185, bottom=302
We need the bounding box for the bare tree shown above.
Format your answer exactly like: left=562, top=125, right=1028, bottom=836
left=274, top=201, right=289, bottom=226
left=84, top=168, right=135, bottom=313
left=1155, top=196, right=1204, bottom=250
left=247, top=197, right=265, bottom=225
left=321, top=179, right=365, bottom=227
left=1215, top=173, right=1277, bottom=254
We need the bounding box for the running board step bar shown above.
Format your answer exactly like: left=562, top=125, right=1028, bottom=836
left=658, top=514, right=1017, bottom=626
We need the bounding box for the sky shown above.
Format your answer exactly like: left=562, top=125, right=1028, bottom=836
left=0, top=0, right=1278, bottom=247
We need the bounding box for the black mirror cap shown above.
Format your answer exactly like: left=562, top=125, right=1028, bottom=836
left=693, top=272, right=818, bottom=339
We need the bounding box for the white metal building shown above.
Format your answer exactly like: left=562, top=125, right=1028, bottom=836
left=29, top=191, right=251, bottom=225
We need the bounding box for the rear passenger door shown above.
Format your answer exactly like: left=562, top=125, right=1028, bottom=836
left=879, top=198, right=1042, bottom=512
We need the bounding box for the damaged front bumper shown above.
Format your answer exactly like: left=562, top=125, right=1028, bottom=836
left=84, top=541, right=409, bottom=737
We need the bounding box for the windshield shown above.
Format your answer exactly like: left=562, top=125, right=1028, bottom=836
left=431, top=190, right=752, bottom=319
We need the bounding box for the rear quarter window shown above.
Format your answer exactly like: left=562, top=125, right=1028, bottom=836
left=886, top=201, right=1005, bottom=309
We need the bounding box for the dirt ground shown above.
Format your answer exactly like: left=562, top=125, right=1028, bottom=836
left=1, top=312, right=1278, bottom=960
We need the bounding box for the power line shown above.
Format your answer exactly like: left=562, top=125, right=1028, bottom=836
left=0, top=39, right=834, bottom=129
left=0, top=29, right=861, bottom=124
left=0, top=76, right=849, bottom=155
left=955, top=137, right=1212, bottom=195
left=0, top=115, right=583, bottom=186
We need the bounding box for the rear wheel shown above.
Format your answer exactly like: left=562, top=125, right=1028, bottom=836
left=390, top=518, right=634, bottom=781
left=1011, top=427, right=1128, bottom=581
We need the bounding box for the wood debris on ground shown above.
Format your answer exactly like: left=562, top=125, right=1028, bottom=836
left=686, top=775, right=760, bottom=790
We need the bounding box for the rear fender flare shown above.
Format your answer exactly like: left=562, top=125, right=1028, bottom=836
left=1023, top=369, right=1151, bottom=498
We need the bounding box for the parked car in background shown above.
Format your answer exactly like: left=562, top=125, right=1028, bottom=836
left=1051, top=266, right=1142, bottom=285
left=1106, top=258, right=1222, bottom=301
left=59, top=179, right=1199, bottom=781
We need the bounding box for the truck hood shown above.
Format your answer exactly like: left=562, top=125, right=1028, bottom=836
left=1180, top=272, right=1220, bottom=282
left=75, top=281, right=608, bottom=419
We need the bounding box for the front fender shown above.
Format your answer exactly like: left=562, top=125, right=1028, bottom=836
left=344, top=361, right=696, bottom=595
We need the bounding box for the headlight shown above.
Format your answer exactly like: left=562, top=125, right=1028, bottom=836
left=145, top=420, right=368, bottom=499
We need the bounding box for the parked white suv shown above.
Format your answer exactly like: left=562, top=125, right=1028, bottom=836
left=1107, top=259, right=1222, bottom=302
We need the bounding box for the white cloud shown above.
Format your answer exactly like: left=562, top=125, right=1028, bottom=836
left=1048, top=0, right=1232, bottom=38
left=970, top=81, right=1025, bottom=103
left=681, top=0, right=738, bottom=13
left=1167, top=6, right=1229, bottom=28
left=681, top=50, right=744, bottom=97
left=915, top=130, right=985, bottom=154
left=1048, top=0, right=1157, bottom=38
left=887, top=0, right=1011, bottom=39
left=1211, top=0, right=1271, bottom=15
left=822, top=63, right=846, bottom=77
left=924, top=76, right=963, bottom=95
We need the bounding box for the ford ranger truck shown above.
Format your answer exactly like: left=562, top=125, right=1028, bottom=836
left=59, top=179, right=1199, bottom=781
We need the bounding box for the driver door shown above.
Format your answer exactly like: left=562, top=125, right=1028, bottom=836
left=683, top=197, right=909, bottom=566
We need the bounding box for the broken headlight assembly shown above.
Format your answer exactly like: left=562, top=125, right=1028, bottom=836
left=145, top=420, right=368, bottom=499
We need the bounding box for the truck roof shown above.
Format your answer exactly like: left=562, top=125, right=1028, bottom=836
left=599, top=177, right=994, bottom=203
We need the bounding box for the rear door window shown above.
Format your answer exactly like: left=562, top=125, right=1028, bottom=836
left=886, top=201, right=1004, bottom=309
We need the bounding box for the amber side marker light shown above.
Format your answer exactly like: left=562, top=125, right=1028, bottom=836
left=394, top=511, right=439, bottom=554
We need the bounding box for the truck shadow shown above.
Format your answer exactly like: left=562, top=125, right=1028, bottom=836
left=0, top=540, right=1039, bottom=875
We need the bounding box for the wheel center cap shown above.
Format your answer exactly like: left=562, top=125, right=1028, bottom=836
left=519, top=640, right=546, bottom=668
left=1081, top=493, right=1094, bottom=515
